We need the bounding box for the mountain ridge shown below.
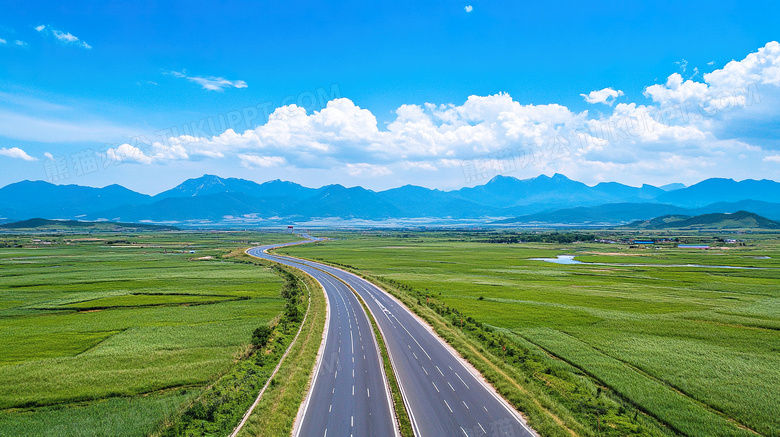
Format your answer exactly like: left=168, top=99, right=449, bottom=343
left=1, top=174, right=778, bottom=225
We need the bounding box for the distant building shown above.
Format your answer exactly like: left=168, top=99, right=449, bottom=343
left=678, top=244, right=709, bottom=249
left=632, top=240, right=655, bottom=245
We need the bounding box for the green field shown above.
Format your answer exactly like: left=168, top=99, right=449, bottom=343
left=0, top=232, right=299, bottom=436
left=280, top=231, right=780, bottom=436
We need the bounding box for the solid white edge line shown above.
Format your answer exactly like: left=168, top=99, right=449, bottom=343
left=230, top=247, right=316, bottom=437
left=360, top=275, right=537, bottom=436
left=247, top=244, right=334, bottom=437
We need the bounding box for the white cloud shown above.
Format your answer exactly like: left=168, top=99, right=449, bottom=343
left=10, top=41, right=778, bottom=187
left=0, top=147, right=37, bottom=161
left=0, top=39, right=5, bottom=45
left=238, top=154, right=286, bottom=168
left=581, top=87, right=624, bottom=105
left=676, top=59, right=689, bottom=73
left=35, top=25, right=91, bottom=49
left=44, top=152, right=54, bottom=160
left=105, top=144, right=154, bottom=164
left=345, top=163, right=392, bottom=177
left=764, top=154, right=780, bottom=163
left=464, top=5, right=473, bottom=12
left=168, top=70, right=248, bottom=91
left=14, top=40, right=26, bottom=46
left=645, top=42, right=780, bottom=107
left=402, top=161, right=439, bottom=171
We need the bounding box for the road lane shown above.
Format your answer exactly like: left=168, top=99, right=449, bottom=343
left=246, top=241, right=398, bottom=437
left=264, top=240, right=536, bottom=437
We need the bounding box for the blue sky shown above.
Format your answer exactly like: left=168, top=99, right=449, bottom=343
left=1, top=0, right=780, bottom=194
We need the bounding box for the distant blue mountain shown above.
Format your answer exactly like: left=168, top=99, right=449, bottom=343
left=282, top=185, right=402, bottom=220
left=659, top=183, right=686, bottom=191
left=657, top=178, right=780, bottom=207
left=154, top=174, right=318, bottom=202
left=0, top=180, right=152, bottom=220
left=1, top=174, right=778, bottom=225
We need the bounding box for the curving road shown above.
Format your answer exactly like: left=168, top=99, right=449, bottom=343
left=249, top=236, right=535, bottom=437
left=247, top=239, right=398, bottom=437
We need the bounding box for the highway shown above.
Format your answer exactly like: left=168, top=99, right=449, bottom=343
left=248, top=237, right=535, bottom=437
left=247, top=239, right=399, bottom=437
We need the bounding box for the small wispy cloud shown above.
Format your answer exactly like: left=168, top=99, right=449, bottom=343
left=676, top=58, right=688, bottom=73
left=464, top=5, right=473, bottom=12
left=168, top=70, right=248, bottom=91
left=238, top=154, right=286, bottom=168
left=580, top=87, right=624, bottom=105
left=35, top=25, right=91, bottom=49
left=764, top=155, right=780, bottom=163
left=0, top=147, right=37, bottom=161
left=0, top=38, right=27, bottom=47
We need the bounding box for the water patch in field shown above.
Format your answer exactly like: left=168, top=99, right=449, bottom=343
left=531, top=255, right=765, bottom=269
left=529, top=255, right=582, bottom=265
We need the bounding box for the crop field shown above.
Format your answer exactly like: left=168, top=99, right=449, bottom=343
left=281, top=231, right=780, bottom=436
left=0, top=231, right=298, bottom=436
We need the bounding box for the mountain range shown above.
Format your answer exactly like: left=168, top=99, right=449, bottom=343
left=1, top=174, right=779, bottom=226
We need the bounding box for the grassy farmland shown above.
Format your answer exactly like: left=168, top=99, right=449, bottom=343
left=0, top=231, right=299, bottom=436
left=280, top=231, right=780, bottom=437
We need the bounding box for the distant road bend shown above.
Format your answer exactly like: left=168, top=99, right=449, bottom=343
left=247, top=236, right=535, bottom=437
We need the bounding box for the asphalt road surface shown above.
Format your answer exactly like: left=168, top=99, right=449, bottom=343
left=248, top=237, right=535, bottom=437
left=247, top=239, right=398, bottom=437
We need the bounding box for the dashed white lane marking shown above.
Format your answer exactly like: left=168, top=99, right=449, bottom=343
left=329, top=404, right=332, bottom=412
left=444, top=399, right=453, bottom=413
left=454, top=371, right=470, bottom=389
left=478, top=422, right=486, bottom=434
left=448, top=381, right=456, bottom=391
left=462, top=400, right=469, bottom=409
left=367, top=388, right=370, bottom=397
left=436, top=366, right=445, bottom=376
left=422, top=366, right=428, bottom=376
left=432, top=381, right=439, bottom=392
left=460, top=427, right=468, bottom=436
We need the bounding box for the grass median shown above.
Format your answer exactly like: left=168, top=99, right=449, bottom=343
left=235, top=254, right=327, bottom=437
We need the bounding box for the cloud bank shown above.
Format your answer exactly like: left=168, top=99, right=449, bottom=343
left=92, top=41, right=780, bottom=185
